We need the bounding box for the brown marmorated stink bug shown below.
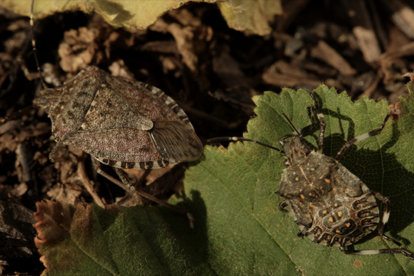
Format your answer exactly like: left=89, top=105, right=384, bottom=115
left=15, top=0, right=204, bottom=220
left=209, top=92, right=414, bottom=260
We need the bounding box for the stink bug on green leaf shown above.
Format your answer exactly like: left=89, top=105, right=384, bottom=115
left=209, top=91, right=414, bottom=260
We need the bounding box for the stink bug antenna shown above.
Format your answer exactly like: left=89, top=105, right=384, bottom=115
left=207, top=137, right=282, bottom=152
left=282, top=112, right=301, bottom=135
left=30, top=0, right=47, bottom=90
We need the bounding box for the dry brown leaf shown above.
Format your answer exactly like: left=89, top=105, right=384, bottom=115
left=59, top=28, right=100, bottom=72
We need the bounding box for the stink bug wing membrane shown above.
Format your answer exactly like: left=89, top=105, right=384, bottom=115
left=151, top=121, right=203, bottom=162
left=111, top=76, right=203, bottom=162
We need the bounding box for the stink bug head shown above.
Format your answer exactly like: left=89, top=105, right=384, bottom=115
left=281, top=136, right=311, bottom=167
left=278, top=102, right=319, bottom=167
left=32, top=87, right=61, bottom=114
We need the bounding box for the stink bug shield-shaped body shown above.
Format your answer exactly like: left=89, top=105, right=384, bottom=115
left=25, top=0, right=202, bottom=222
left=34, top=66, right=203, bottom=170
left=32, top=65, right=203, bottom=218
left=208, top=92, right=414, bottom=260
left=27, top=0, right=202, bottom=172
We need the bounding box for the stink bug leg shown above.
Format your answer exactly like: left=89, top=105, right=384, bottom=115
left=335, top=114, right=390, bottom=160
left=340, top=191, right=413, bottom=260
left=208, top=91, right=414, bottom=260
left=93, top=160, right=194, bottom=229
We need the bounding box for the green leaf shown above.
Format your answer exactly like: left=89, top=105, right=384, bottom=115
left=0, top=0, right=282, bottom=36
left=185, top=85, right=414, bottom=275
left=34, top=200, right=214, bottom=276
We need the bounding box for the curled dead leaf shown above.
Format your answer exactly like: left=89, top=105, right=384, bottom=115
left=59, top=27, right=100, bottom=72
left=33, top=201, right=75, bottom=247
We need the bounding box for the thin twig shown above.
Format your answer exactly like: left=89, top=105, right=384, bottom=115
left=77, top=153, right=105, bottom=208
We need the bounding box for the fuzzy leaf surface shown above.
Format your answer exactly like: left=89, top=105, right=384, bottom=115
left=0, top=0, right=282, bottom=35
left=185, top=85, right=414, bottom=275
left=34, top=200, right=213, bottom=276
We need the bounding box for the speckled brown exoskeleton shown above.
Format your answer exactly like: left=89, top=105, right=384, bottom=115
left=34, top=66, right=203, bottom=171
left=209, top=92, right=414, bottom=260
left=22, top=0, right=203, bottom=222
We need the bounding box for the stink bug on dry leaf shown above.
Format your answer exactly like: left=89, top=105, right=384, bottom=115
left=209, top=92, right=414, bottom=260
left=13, top=0, right=204, bottom=224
